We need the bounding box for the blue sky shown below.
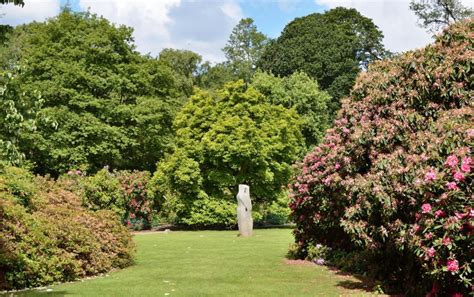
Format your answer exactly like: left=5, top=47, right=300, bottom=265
left=3, top=0, right=471, bottom=62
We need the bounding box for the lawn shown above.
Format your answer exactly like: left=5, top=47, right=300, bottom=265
left=7, top=229, right=378, bottom=296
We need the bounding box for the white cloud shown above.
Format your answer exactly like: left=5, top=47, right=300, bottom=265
left=0, top=0, right=60, bottom=26
left=79, top=0, right=243, bottom=62
left=314, top=0, right=464, bottom=53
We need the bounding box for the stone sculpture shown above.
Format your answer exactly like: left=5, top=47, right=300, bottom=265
left=236, top=184, right=253, bottom=237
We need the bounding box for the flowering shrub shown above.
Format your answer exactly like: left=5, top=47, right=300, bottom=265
left=289, top=20, right=473, bottom=295
left=61, top=168, right=156, bottom=230
left=116, top=170, right=155, bottom=230
left=0, top=166, right=134, bottom=290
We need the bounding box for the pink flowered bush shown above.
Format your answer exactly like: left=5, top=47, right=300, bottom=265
left=289, top=20, right=473, bottom=295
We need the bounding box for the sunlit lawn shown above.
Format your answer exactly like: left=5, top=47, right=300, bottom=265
left=6, top=229, right=379, bottom=296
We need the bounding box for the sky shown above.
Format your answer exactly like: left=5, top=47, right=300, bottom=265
left=1, top=0, right=473, bottom=62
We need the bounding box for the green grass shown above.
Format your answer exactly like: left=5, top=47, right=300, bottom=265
left=6, top=229, right=377, bottom=296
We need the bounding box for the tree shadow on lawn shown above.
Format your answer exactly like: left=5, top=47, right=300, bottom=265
left=329, top=268, right=404, bottom=297
left=0, top=291, right=69, bottom=296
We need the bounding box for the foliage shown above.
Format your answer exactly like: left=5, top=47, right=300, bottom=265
left=223, top=18, right=269, bottom=83
left=152, top=81, right=304, bottom=226
left=158, top=48, right=202, bottom=97
left=196, top=61, right=236, bottom=90
left=80, top=168, right=125, bottom=218
left=255, top=192, right=291, bottom=225
left=289, top=20, right=473, bottom=295
left=181, top=199, right=237, bottom=228
left=0, top=66, right=44, bottom=166
left=257, top=7, right=388, bottom=115
left=0, top=166, right=134, bottom=290
left=251, top=71, right=330, bottom=148
left=410, top=0, right=473, bottom=32
left=2, top=10, right=181, bottom=174
left=115, top=170, right=154, bottom=230
left=0, top=0, right=24, bottom=6
left=60, top=168, right=156, bottom=230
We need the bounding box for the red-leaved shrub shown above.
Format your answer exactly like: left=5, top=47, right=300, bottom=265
left=0, top=167, right=135, bottom=290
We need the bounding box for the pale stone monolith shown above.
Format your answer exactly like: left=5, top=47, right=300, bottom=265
left=236, top=184, right=253, bottom=237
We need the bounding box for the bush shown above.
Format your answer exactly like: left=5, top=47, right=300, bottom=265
left=60, top=168, right=156, bottom=230
left=255, top=192, right=291, bottom=225
left=181, top=199, right=237, bottom=228
left=81, top=168, right=125, bottom=218
left=116, top=170, right=155, bottom=230
left=0, top=166, right=134, bottom=290
left=289, top=20, right=473, bottom=296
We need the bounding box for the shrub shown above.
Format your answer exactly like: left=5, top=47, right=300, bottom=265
left=289, top=20, right=473, bottom=295
left=181, top=199, right=237, bottom=228
left=60, top=168, right=156, bottom=230
left=0, top=166, right=134, bottom=290
left=116, top=170, right=155, bottom=230
left=255, top=192, right=291, bottom=225
left=81, top=168, right=125, bottom=218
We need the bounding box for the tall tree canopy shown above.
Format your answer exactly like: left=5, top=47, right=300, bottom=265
left=1, top=10, right=181, bottom=174
left=158, top=48, right=202, bottom=97
left=0, top=66, right=43, bottom=165
left=251, top=71, right=330, bottom=148
left=152, top=81, right=304, bottom=225
left=410, top=0, right=473, bottom=32
left=257, top=7, right=388, bottom=115
left=223, top=18, right=269, bottom=83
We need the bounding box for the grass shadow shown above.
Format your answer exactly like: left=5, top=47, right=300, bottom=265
left=328, top=267, right=376, bottom=293
left=1, top=290, right=70, bottom=296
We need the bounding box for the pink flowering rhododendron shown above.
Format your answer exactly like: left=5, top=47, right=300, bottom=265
left=426, top=247, right=435, bottom=258
left=424, top=169, right=437, bottom=182
left=289, top=21, right=473, bottom=296
left=442, top=237, right=452, bottom=246
left=453, top=171, right=465, bottom=182
left=447, top=259, right=459, bottom=272
left=445, top=155, right=458, bottom=168
left=467, top=129, right=474, bottom=138
left=422, top=203, right=432, bottom=214
left=446, top=182, right=458, bottom=191
left=434, top=210, right=445, bottom=218
left=460, top=157, right=471, bottom=173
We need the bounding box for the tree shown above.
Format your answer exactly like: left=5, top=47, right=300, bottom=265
left=196, top=61, right=236, bottom=90
left=410, top=0, right=473, bottom=32
left=223, top=18, right=269, bottom=83
left=0, top=0, right=24, bottom=6
left=0, top=66, right=43, bottom=165
left=251, top=71, right=330, bottom=148
left=158, top=48, right=202, bottom=96
left=152, top=80, right=304, bottom=226
left=2, top=10, right=181, bottom=174
left=257, top=8, right=388, bottom=116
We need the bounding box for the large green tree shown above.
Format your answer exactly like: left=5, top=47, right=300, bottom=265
left=158, top=48, right=202, bottom=97
left=196, top=61, right=236, bottom=90
left=2, top=10, right=181, bottom=174
left=0, top=66, right=43, bottom=165
left=251, top=71, right=330, bottom=148
left=223, top=18, right=269, bottom=83
left=410, top=0, right=473, bottom=32
left=257, top=7, right=388, bottom=115
left=152, top=81, right=303, bottom=226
